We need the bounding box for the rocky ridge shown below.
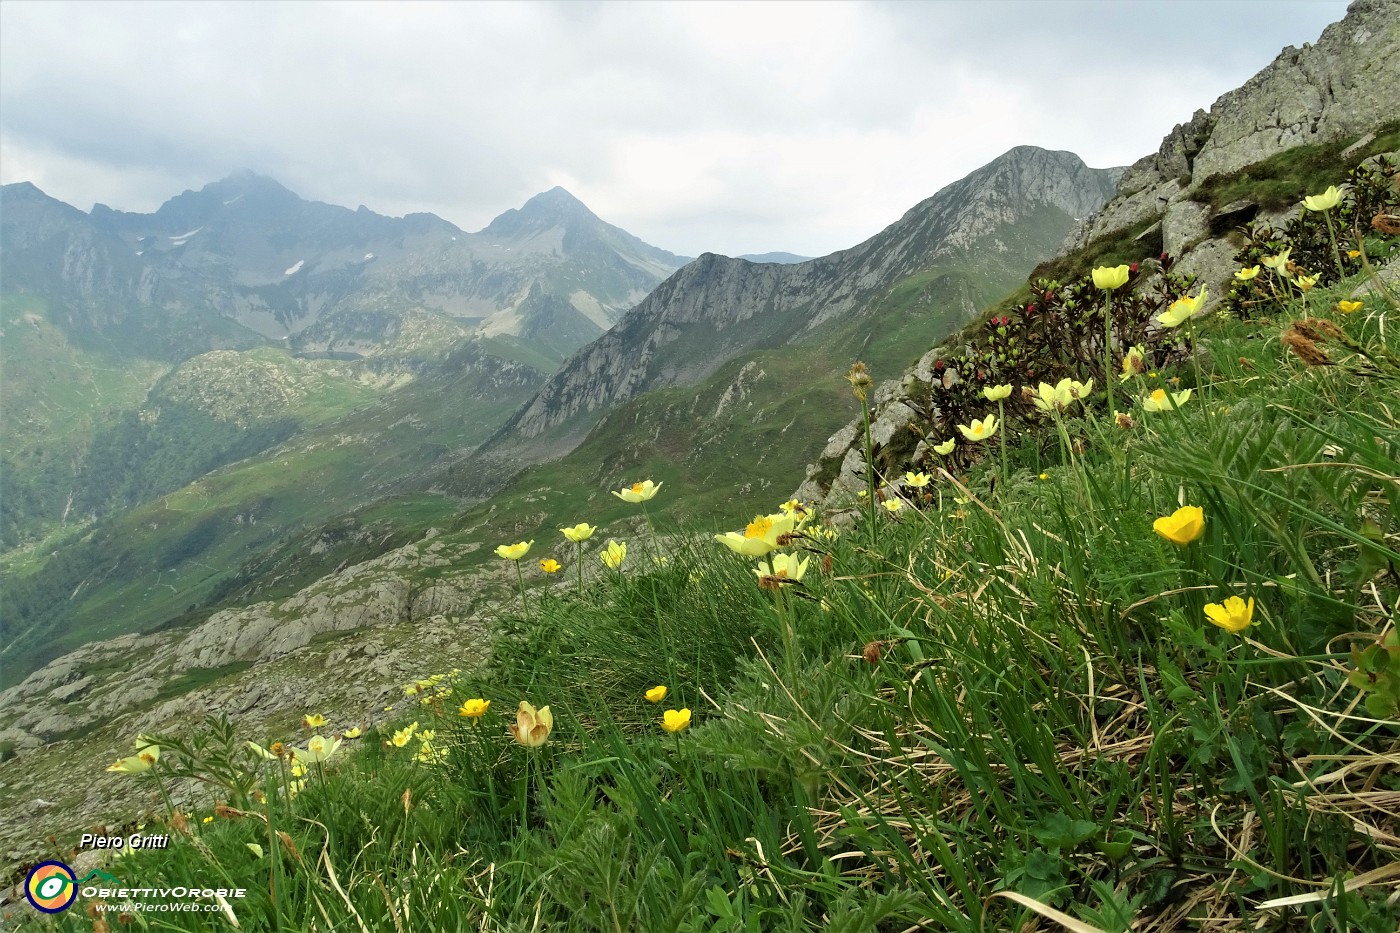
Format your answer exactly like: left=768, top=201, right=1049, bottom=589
left=1066, top=0, right=1400, bottom=288
left=471, top=147, right=1121, bottom=468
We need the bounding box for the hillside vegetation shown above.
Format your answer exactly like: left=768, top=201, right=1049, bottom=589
left=23, top=158, right=1400, bottom=931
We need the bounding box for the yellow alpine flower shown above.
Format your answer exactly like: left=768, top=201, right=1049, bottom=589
left=1158, top=286, right=1208, bottom=328
left=391, top=722, right=419, bottom=748
left=982, top=383, right=1013, bottom=401
left=1303, top=185, right=1342, bottom=212
left=957, top=414, right=998, bottom=442
left=1294, top=273, right=1319, bottom=292
left=459, top=698, right=491, bottom=719
left=882, top=499, right=903, bottom=513
left=1336, top=300, right=1362, bottom=314
left=601, top=539, right=627, bottom=569
left=613, top=480, right=662, bottom=503
left=1152, top=505, right=1204, bottom=545
left=539, top=558, right=561, bottom=573
left=107, top=746, right=160, bottom=774
left=560, top=522, right=596, bottom=542
left=1032, top=379, right=1073, bottom=413
left=714, top=512, right=796, bottom=556
left=509, top=701, right=553, bottom=748
left=933, top=438, right=956, bottom=456
left=303, top=713, right=326, bottom=729
left=1120, top=345, right=1147, bottom=381
left=1234, top=266, right=1260, bottom=281
left=661, top=709, right=692, bottom=733
left=342, top=727, right=362, bottom=739
left=495, top=541, right=533, bottom=560
left=298, top=735, right=342, bottom=764
left=904, top=471, right=931, bottom=488
left=1141, top=387, right=1192, bottom=412
left=754, top=552, right=810, bottom=584
left=645, top=685, right=668, bottom=703
left=1204, top=595, right=1255, bottom=633
left=1091, top=264, right=1131, bottom=290
left=1260, top=249, right=1291, bottom=271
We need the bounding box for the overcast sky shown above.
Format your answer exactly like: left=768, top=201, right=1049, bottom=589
left=0, top=0, right=1351, bottom=258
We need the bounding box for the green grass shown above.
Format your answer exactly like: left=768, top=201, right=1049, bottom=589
left=26, top=257, right=1399, bottom=931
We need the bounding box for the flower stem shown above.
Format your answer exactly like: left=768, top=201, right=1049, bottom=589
left=515, top=563, right=529, bottom=619
left=1102, top=290, right=1117, bottom=418
left=1323, top=212, right=1344, bottom=282
left=996, top=398, right=1008, bottom=501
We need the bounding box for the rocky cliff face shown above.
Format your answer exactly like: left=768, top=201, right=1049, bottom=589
left=1066, top=0, right=1399, bottom=287
left=493, top=147, right=1121, bottom=448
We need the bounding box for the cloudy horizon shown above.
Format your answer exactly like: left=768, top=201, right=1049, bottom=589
left=0, top=0, right=1351, bottom=258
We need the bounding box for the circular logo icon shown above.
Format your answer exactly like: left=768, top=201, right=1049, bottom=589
left=25, top=860, right=78, bottom=913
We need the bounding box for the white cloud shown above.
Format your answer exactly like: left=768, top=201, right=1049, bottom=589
left=0, top=0, right=1351, bottom=258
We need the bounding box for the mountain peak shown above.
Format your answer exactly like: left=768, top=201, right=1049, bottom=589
left=481, top=186, right=601, bottom=239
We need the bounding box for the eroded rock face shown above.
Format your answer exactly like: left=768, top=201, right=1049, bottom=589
left=1068, top=0, right=1399, bottom=256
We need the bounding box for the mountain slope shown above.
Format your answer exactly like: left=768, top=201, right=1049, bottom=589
left=446, top=147, right=1120, bottom=492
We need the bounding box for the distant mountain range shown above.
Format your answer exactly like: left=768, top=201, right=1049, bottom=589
left=1, top=175, right=690, bottom=365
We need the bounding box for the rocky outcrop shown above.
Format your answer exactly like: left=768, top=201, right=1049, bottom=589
left=1065, top=0, right=1399, bottom=288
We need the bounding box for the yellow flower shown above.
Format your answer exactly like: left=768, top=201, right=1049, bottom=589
left=299, top=735, right=342, bottom=764
left=661, top=708, right=692, bottom=733
left=1204, top=595, right=1255, bottom=633
left=343, top=727, right=362, bottom=740
left=1260, top=249, right=1291, bottom=271
left=539, top=558, right=561, bottom=573
left=778, top=499, right=805, bottom=516
left=1337, top=300, right=1362, bottom=314
left=904, top=471, right=931, bottom=488
left=1032, top=378, right=1076, bottom=413
left=754, top=552, right=810, bottom=584
left=1303, top=185, right=1342, bottom=212
left=714, top=512, right=796, bottom=557
left=415, top=742, right=446, bottom=764
left=1158, top=286, right=1208, bottom=328
left=982, top=383, right=1013, bottom=402
left=601, top=539, right=627, bottom=569
left=957, top=414, right=998, bottom=442
left=495, top=540, right=533, bottom=560
left=1091, top=264, right=1131, bottom=290
left=1346, top=249, right=1361, bottom=259
left=1141, top=387, right=1192, bottom=412
left=1119, top=344, right=1147, bottom=382
left=645, top=685, right=668, bottom=703
left=289, top=760, right=307, bottom=778
left=1152, top=505, right=1204, bottom=545
left=391, top=722, right=419, bottom=748
left=107, top=746, right=160, bottom=774
left=203, top=816, right=214, bottom=824
left=560, top=522, right=596, bottom=542
left=459, top=698, right=491, bottom=719
left=303, top=713, right=326, bottom=729
left=933, top=438, right=956, bottom=456
left=1038, top=472, right=1049, bottom=481
left=1234, top=266, right=1260, bottom=281
left=613, top=480, right=661, bottom=503
left=882, top=499, right=903, bottom=513
left=509, top=701, right=553, bottom=748
left=1293, top=273, right=1319, bottom=292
